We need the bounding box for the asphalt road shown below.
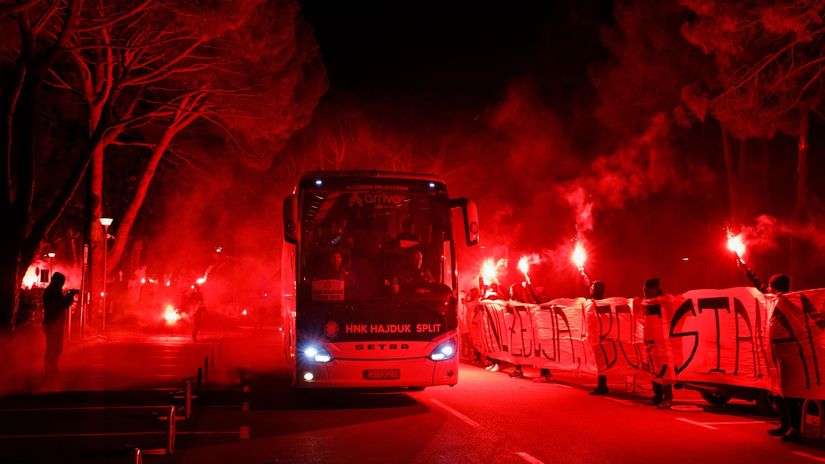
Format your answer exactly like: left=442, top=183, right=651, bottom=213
left=1, top=327, right=824, bottom=464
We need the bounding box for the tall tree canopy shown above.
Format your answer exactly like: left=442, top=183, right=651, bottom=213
left=0, top=0, right=326, bottom=331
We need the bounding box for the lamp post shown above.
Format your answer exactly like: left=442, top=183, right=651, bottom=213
left=99, top=217, right=113, bottom=330
left=46, top=252, right=55, bottom=273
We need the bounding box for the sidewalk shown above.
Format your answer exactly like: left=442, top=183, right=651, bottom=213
left=1, top=316, right=281, bottom=394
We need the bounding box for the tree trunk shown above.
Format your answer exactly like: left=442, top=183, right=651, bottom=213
left=760, top=140, right=770, bottom=210
left=0, top=240, right=22, bottom=334
left=89, top=144, right=104, bottom=329
left=790, top=112, right=810, bottom=283
left=107, top=128, right=179, bottom=271
left=737, top=137, right=748, bottom=217
left=792, top=112, right=809, bottom=221
left=721, top=126, right=738, bottom=221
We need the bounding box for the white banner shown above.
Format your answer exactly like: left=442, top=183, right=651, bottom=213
left=466, top=287, right=825, bottom=401
left=769, top=288, right=825, bottom=398
left=668, top=287, right=770, bottom=389
left=584, top=297, right=645, bottom=376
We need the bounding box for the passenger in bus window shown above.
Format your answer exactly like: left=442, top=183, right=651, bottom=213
left=395, top=219, right=421, bottom=248
left=320, top=251, right=351, bottom=281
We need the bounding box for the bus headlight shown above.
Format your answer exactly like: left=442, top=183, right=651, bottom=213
left=429, top=340, right=456, bottom=361
left=303, top=345, right=333, bottom=363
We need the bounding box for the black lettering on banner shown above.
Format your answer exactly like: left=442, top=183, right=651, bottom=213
left=508, top=304, right=535, bottom=359
left=698, top=297, right=730, bottom=373
left=540, top=306, right=559, bottom=362
left=596, top=304, right=618, bottom=369
left=615, top=304, right=641, bottom=368
left=670, top=299, right=698, bottom=375
left=800, top=294, right=822, bottom=386
left=555, top=306, right=576, bottom=364
left=481, top=303, right=506, bottom=354
left=732, top=298, right=756, bottom=377
left=539, top=305, right=576, bottom=364
left=770, top=308, right=811, bottom=389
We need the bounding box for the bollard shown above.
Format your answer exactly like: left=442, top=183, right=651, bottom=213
left=166, top=405, right=176, bottom=455
left=133, top=448, right=143, bottom=464
left=802, top=399, right=822, bottom=439
left=197, top=367, right=203, bottom=391
left=203, top=356, right=209, bottom=381
left=185, top=380, right=192, bottom=420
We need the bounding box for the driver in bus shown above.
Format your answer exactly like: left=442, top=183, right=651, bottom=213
left=389, top=248, right=435, bottom=295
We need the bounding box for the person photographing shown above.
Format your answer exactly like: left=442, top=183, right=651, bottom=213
left=42, top=272, right=78, bottom=381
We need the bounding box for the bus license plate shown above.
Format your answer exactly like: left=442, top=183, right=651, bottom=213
left=363, top=369, right=400, bottom=380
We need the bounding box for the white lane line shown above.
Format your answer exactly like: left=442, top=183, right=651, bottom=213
left=601, top=397, right=634, bottom=406
left=429, top=399, right=481, bottom=429
left=703, top=420, right=767, bottom=425
left=676, top=417, right=718, bottom=430
left=793, top=451, right=825, bottom=463
left=516, top=451, right=545, bottom=464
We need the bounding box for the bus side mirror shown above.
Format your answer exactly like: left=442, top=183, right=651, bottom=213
left=451, top=198, right=479, bottom=247
left=283, top=194, right=298, bottom=245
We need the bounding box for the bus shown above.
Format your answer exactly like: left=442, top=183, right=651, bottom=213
left=281, top=170, right=479, bottom=389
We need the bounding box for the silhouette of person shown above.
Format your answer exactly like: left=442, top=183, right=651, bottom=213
left=188, top=285, right=206, bottom=342
left=42, top=272, right=77, bottom=381
left=762, top=274, right=802, bottom=442
left=396, top=219, right=421, bottom=247
left=588, top=280, right=610, bottom=395
left=321, top=251, right=350, bottom=280
left=396, top=249, right=434, bottom=293
left=643, top=277, right=673, bottom=409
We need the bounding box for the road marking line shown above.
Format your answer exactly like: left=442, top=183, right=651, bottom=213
left=550, top=383, right=572, bottom=389
left=429, top=399, right=481, bottom=429
left=793, top=451, right=825, bottom=463
left=601, top=397, right=634, bottom=406
left=516, top=451, right=545, bottom=464
left=703, top=420, right=767, bottom=425
left=676, top=418, right=718, bottom=430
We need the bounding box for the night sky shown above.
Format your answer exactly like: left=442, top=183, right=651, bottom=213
left=290, top=1, right=825, bottom=297
left=300, top=1, right=612, bottom=119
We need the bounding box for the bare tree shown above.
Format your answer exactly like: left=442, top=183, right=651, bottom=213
left=0, top=0, right=326, bottom=330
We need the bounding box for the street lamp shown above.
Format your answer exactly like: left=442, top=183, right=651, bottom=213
left=99, top=217, right=113, bottom=330
left=47, top=252, right=56, bottom=286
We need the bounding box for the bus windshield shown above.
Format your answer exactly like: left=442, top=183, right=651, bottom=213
left=300, top=183, right=453, bottom=304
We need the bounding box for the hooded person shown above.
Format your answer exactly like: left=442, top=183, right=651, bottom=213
left=42, top=272, right=78, bottom=380
left=588, top=280, right=609, bottom=395
left=643, top=277, right=673, bottom=409
left=762, top=273, right=802, bottom=442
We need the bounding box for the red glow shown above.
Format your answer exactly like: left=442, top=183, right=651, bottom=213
left=517, top=256, right=530, bottom=276
left=726, top=229, right=746, bottom=262
left=164, top=305, right=181, bottom=324
left=21, top=266, right=39, bottom=288
left=481, top=258, right=507, bottom=285
left=572, top=242, right=587, bottom=270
